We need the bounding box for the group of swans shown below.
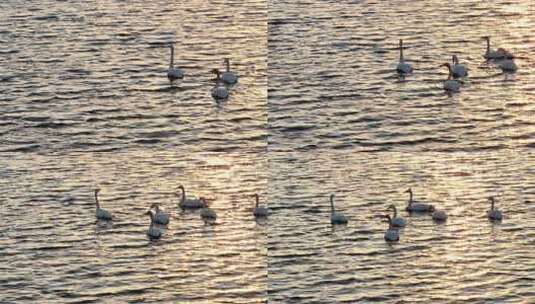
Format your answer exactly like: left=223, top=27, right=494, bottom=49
left=396, top=37, right=517, bottom=93
left=327, top=188, right=504, bottom=243
left=93, top=186, right=268, bottom=239
left=166, top=44, right=238, bottom=101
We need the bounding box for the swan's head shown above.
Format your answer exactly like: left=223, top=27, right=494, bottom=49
left=253, top=193, right=259, bottom=201
left=404, top=188, right=412, bottom=194
left=211, top=68, right=220, bottom=76
left=224, top=58, right=230, bottom=64
left=95, top=188, right=101, bottom=194
left=387, top=204, right=396, bottom=211
left=150, top=203, right=160, bottom=210
left=452, top=55, right=459, bottom=64
left=399, top=39, right=403, bottom=46
left=177, top=185, right=184, bottom=191
left=169, top=44, right=174, bottom=50
left=441, top=62, right=452, bottom=68
left=200, top=197, right=208, bottom=206
left=482, top=36, right=490, bottom=41
left=330, top=194, right=335, bottom=201
left=383, top=214, right=392, bottom=224
left=488, top=196, right=495, bottom=203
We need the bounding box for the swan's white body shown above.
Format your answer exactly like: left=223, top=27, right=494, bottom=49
left=253, top=194, right=268, bottom=217
left=167, top=45, right=184, bottom=81
left=432, top=209, right=448, bottom=222
left=483, top=37, right=514, bottom=60
left=487, top=197, right=503, bottom=221
left=329, top=194, right=348, bottom=224
left=96, top=208, right=112, bottom=220
left=177, top=185, right=207, bottom=209
left=442, top=63, right=461, bottom=92
left=405, top=188, right=435, bottom=213
left=146, top=211, right=162, bottom=239
left=451, top=55, right=468, bottom=78
left=221, top=58, right=238, bottom=84
left=211, top=86, right=229, bottom=99
left=387, top=205, right=406, bottom=228
left=151, top=203, right=170, bottom=225
left=200, top=204, right=217, bottom=222
left=384, top=215, right=400, bottom=242
left=94, top=189, right=113, bottom=221
left=444, top=79, right=460, bottom=92
left=396, top=39, right=413, bottom=75
left=498, top=59, right=518, bottom=73
left=211, top=69, right=229, bottom=100
left=222, top=72, right=238, bottom=84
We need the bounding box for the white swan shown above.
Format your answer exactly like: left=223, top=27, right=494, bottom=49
left=329, top=194, right=348, bottom=224
left=200, top=199, right=217, bottom=222
left=221, top=58, right=238, bottom=84
left=167, top=44, right=184, bottom=81
left=441, top=63, right=461, bottom=92
left=150, top=203, right=170, bottom=225
left=432, top=208, right=448, bottom=222
left=146, top=211, right=162, bottom=239
left=405, top=188, right=435, bottom=213
left=387, top=204, right=406, bottom=228
left=451, top=55, right=468, bottom=78
left=383, top=214, right=400, bottom=242
left=498, top=59, right=518, bottom=73
left=94, top=189, right=112, bottom=220
left=487, top=197, right=503, bottom=221
left=396, top=39, right=413, bottom=75
left=177, top=185, right=208, bottom=209
left=483, top=36, right=514, bottom=60
left=252, top=194, right=268, bottom=217
left=211, top=69, right=229, bottom=100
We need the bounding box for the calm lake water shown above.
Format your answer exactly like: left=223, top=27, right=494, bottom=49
left=268, top=0, right=534, bottom=303
left=1, top=0, right=267, bottom=303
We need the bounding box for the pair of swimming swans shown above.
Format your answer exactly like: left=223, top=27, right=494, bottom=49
left=174, top=185, right=216, bottom=223
left=211, top=58, right=239, bottom=100
left=483, top=36, right=518, bottom=73
left=440, top=55, right=468, bottom=92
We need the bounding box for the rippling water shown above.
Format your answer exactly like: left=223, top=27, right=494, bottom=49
left=1, top=1, right=267, bottom=303
left=1, top=0, right=267, bottom=154
left=268, top=0, right=534, bottom=303
left=1, top=152, right=267, bottom=303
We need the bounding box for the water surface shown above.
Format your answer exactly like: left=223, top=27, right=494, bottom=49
left=1, top=0, right=267, bottom=303
left=268, top=0, right=535, bottom=302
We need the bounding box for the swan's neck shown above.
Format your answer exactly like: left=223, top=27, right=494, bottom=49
left=491, top=201, right=495, bottom=211
left=330, top=196, right=335, bottom=214
left=392, top=206, right=397, bottom=218
left=226, top=60, right=230, bottom=72
left=180, top=187, right=186, bottom=204
left=95, top=192, right=100, bottom=210
left=486, top=38, right=490, bottom=54
left=169, top=47, right=174, bottom=69
left=408, top=191, right=413, bottom=205
left=399, top=41, right=404, bottom=61
left=149, top=213, right=155, bottom=227
left=446, top=65, right=453, bottom=80
left=255, top=195, right=259, bottom=208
